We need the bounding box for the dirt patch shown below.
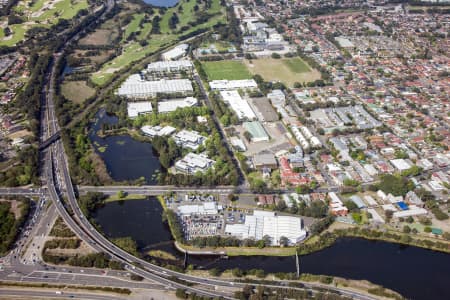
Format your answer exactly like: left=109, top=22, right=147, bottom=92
left=7, top=129, right=32, bottom=140
left=78, top=29, right=119, bottom=46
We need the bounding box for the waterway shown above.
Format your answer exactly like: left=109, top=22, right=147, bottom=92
left=142, top=0, right=179, bottom=7
left=89, top=110, right=161, bottom=184
left=94, top=198, right=450, bottom=300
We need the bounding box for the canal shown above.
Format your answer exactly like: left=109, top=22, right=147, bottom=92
left=89, top=109, right=161, bottom=184
left=94, top=198, right=450, bottom=300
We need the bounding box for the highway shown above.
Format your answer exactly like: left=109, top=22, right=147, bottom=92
left=0, top=289, right=126, bottom=300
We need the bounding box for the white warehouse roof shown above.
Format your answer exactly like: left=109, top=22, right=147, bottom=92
left=127, top=102, right=153, bottom=118
left=117, top=76, right=193, bottom=98
left=210, top=79, right=258, bottom=90
left=220, top=90, right=256, bottom=120
left=158, top=97, right=198, bottom=113
left=225, top=210, right=306, bottom=246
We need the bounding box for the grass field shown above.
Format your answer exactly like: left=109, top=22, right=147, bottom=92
left=202, top=60, right=252, bottom=80
left=244, top=57, right=321, bottom=87
left=283, top=57, right=312, bottom=73
left=61, top=81, right=96, bottom=104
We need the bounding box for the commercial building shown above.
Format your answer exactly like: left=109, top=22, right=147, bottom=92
left=158, top=97, right=198, bottom=113
left=146, top=60, right=193, bottom=74
left=209, top=79, right=258, bottom=91
left=162, top=44, right=189, bottom=61
left=175, top=153, right=215, bottom=174
left=117, top=75, right=193, bottom=99
left=177, top=202, right=219, bottom=216
left=127, top=102, right=153, bottom=118
left=173, top=130, right=206, bottom=150
left=253, top=153, right=277, bottom=170
left=220, top=90, right=256, bottom=120
left=243, top=121, right=269, bottom=142
left=225, top=210, right=307, bottom=246
left=141, top=125, right=176, bottom=137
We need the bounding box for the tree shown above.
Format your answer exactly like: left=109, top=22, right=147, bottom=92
left=271, top=53, right=281, bottom=59
left=424, top=226, right=432, bottom=233
left=406, top=216, right=414, bottom=223
left=279, top=236, right=289, bottom=247
left=403, top=225, right=411, bottom=234
left=385, top=210, right=394, bottom=222
left=117, top=190, right=126, bottom=199
left=175, top=288, right=187, bottom=299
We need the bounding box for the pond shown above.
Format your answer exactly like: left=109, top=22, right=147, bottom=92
left=142, top=0, right=179, bottom=7
left=89, top=109, right=161, bottom=184
left=94, top=198, right=450, bottom=300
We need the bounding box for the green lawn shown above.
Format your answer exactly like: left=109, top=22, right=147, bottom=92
left=203, top=60, right=252, bottom=80
left=122, top=13, right=145, bottom=42
left=282, top=57, right=312, bottom=73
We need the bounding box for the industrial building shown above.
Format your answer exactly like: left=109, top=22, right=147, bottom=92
left=127, top=102, right=153, bottom=118
left=117, top=75, right=193, bottom=99
left=146, top=60, right=193, bottom=74
left=175, top=153, right=215, bottom=174
left=209, top=79, right=258, bottom=91
left=253, top=153, right=278, bottom=170
left=173, top=130, right=206, bottom=150
left=158, top=97, right=198, bottom=113
left=243, top=121, right=269, bottom=142
left=220, top=90, right=256, bottom=120
left=141, top=125, right=176, bottom=137
left=162, top=44, right=189, bottom=61
left=225, top=210, right=307, bottom=246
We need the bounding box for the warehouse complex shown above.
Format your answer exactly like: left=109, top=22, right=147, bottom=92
left=220, top=90, right=256, bottom=120
left=210, top=79, right=258, bottom=91
left=127, top=102, right=153, bottom=118
left=158, top=97, right=198, bottom=113
left=225, top=210, right=307, bottom=246
left=117, top=75, right=193, bottom=98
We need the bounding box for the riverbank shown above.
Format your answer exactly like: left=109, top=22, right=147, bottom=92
left=298, top=222, right=450, bottom=256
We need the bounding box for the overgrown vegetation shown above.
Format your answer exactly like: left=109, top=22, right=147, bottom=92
left=0, top=197, right=30, bottom=255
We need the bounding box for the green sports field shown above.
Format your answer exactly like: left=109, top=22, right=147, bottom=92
left=283, top=57, right=312, bottom=73
left=202, top=60, right=252, bottom=81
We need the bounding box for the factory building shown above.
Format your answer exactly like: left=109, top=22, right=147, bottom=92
left=127, top=102, right=153, bottom=118
left=220, top=90, right=256, bottom=120
left=146, top=60, right=193, bottom=74
left=225, top=210, right=307, bottom=246
left=243, top=121, right=270, bottom=142
left=158, top=97, right=198, bottom=113
left=209, top=79, right=258, bottom=91
left=162, top=44, right=189, bottom=61
left=117, top=75, right=193, bottom=99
